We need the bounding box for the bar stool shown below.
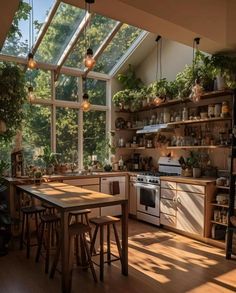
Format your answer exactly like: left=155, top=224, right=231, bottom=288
left=20, top=206, right=46, bottom=259
left=50, top=223, right=97, bottom=286
left=69, top=209, right=95, bottom=261
left=35, top=213, right=61, bottom=274
left=42, top=203, right=56, bottom=214
left=89, top=216, right=123, bottom=281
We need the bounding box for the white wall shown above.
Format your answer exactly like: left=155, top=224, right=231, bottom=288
left=135, top=38, right=193, bottom=84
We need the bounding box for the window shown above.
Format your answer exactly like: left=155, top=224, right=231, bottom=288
left=55, top=74, right=79, bottom=102
left=22, top=104, right=51, bottom=166
left=56, top=107, right=79, bottom=166
left=87, top=78, right=106, bottom=106
left=83, top=111, right=107, bottom=167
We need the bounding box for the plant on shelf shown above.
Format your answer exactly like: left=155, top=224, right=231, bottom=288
left=175, top=64, right=195, bottom=99
left=117, top=64, right=143, bottom=90
left=113, top=89, right=133, bottom=110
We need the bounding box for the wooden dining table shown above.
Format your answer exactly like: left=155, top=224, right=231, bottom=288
left=16, top=182, right=129, bottom=293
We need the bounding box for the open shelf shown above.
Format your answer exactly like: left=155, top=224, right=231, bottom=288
left=166, top=145, right=230, bottom=150
left=211, top=203, right=229, bottom=208
left=115, top=90, right=233, bottom=113
left=112, top=127, right=142, bottom=131
left=117, top=147, right=155, bottom=150
left=167, top=117, right=231, bottom=126
left=216, top=185, right=230, bottom=190
left=211, top=220, right=228, bottom=226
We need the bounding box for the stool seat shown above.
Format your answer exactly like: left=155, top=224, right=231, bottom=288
left=69, top=223, right=91, bottom=236
left=90, top=216, right=120, bottom=226
left=40, top=214, right=60, bottom=223
left=69, top=209, right=91, bottom=216
left=21, top=206, right=46, bottom=214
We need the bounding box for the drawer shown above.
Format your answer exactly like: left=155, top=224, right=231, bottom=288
left=81, top=184, right=100, bottom=192
left=160, top=199, right=177, bottom=216
left=65, top=178, right=99, bottom=186
left=161, top=188, right=176, bottom=200
left=177, top=183, right=205, bottom=194
left=160, top=213, right=176, bottom=228
left=161, top=180, right=176, bottom=190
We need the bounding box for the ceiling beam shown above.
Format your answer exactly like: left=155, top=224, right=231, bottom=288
left=83, top=21, right=123, bottom=77
left=54, top=11, right=92, bottom=81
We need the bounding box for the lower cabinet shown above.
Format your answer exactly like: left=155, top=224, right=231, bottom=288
left=160, top=180, right=205, bottom=237
left=129, top=182, right=137, bottom=216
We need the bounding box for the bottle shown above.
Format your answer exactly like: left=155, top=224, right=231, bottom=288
left=118, top=156, right=124, bottom=170
left=182, top=107, right=188, bottom=121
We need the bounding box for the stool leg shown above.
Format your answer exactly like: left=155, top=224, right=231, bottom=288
left=68, top=235, right=74, bottom=293
left=26, top=214, right=30, bottom=259
left=74, top=235, right=80, bottom=265
left=35, top=212, right=39, bottom=242
left=85, top=214, right=96, bottom=254
left=112, top=224, right=122, bottom=262
left=107, top=224, right=111, bottom=265
left=100, top=225, right=104, bottom=281
left=36, top=222, right=45, bottom=263
left=50, top=232, right=61, bottom=279
left=20, top=213, right=26, bottom=250
left=90, top=225, right=99, bottom=255
left=45, top=223, right=51, bottom=274
left=82, top=234, right=97, bottom=283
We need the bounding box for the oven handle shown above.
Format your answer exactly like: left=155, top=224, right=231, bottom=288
left=134, top=183, right=160, bottom=190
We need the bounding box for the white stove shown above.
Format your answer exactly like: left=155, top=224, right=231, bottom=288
left=135, top=157, right=181, bottom=226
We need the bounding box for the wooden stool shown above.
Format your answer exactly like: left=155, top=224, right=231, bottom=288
left=20, top=206, right=46, bottom=259
left=50, top=223, right=97, bottom=287
left=89, top=216, right=122, bottom=281
left=35, top=214, right=60, bottom=274
left=42, top=203, right=56, bottom=214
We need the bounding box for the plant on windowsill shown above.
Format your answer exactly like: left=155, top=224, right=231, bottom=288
left=186, top=151, right=201, bottom=178
left=38, top=146, right=59, bottom=175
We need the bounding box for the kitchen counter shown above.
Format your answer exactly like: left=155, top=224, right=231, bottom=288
left=161, top=176, right=216, bottom=185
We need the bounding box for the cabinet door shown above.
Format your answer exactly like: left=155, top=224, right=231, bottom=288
left=129, top=182, right=137, bottom=215
left=176, top=191, right=204, bottom=236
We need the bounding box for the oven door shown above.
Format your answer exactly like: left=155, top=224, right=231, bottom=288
left=134, top=183, right=160, bottom=217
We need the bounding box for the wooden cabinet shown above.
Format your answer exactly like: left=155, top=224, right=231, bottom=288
left=160, top=179, right=206, bottom=237
left=176, top=191, right=204, bottom=236
left=129, top=181, right=137, bottom=215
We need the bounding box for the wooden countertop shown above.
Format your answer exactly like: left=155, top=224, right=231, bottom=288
left=161, top=176, right=216, bottom=185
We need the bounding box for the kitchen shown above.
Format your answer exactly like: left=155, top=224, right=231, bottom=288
left=1, top=1, right=236, bottom=293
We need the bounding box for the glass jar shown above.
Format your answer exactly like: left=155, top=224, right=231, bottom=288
left=208, top=104, right=215, bottom=118
left=163, top=109, right=170, bottom=123
left=182, top=107, right=188, bottom=121
left=214, top=104, right=221, bottom=117
left=221, top=101, right=230, bottom=117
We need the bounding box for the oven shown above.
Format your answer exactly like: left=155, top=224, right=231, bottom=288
left=134, top=182, right=160, bottom=226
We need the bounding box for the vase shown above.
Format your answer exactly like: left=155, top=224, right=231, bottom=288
left=193, top=167, right=201, bottom=178
left=216, top=75, right=226, bottom=90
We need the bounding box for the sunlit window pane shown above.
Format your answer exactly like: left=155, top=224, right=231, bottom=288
left=87, top=78, right=106, bottom=106
left=55, top=74, right=79, bottom=102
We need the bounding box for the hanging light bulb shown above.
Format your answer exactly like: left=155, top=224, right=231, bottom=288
left=27, top=52, right=37, bottom=69
left=84, top=48, right=96, bottom=69
left=27, top=0, right=37, bottom=69
left=81, top=93, right=91, bottom=112
left=28, top=86, right=35, bottom=102
left=84, top=0, right=96, bottom=70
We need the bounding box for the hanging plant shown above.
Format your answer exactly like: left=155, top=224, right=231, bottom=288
left=0, top=62, right=27, bottom=142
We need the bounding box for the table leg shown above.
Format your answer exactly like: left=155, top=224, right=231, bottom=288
left=121, top=201, right=128, bottom=276
left=61, top=210, right=70, bottom=293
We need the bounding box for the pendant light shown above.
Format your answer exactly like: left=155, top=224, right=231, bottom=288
left=27, top=0, right=37, bottom=69
left=189, top=37, right=203, bottom=103
left=153, top=35, right=166, bottom=106
left=81, top=77, right=91, bottom=112
left=84, top=0, right=96, bottom=70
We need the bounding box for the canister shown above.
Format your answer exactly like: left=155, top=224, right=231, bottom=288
left=214, top=104, right=221, bottom=117
left=208, top=104, right=214, bottom=118
left=221, top=101, right=230, bottom=117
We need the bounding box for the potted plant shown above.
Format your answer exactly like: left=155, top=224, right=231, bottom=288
left=38, top=146, right=58, bottom=175
left=34, top=169, right=42, bottom=185
left=175, top=65, right=195, bottom=99
left=117, top=64, right=143, bottom=90
left=113, top=89, right=132, bottom=110
left=186, top=151, right=201, bottom=178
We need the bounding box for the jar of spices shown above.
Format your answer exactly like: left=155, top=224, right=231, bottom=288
left=163, top=109, right=170, bottom=123
left=182, top=107, right=188, bottom=121
left=208, top=104, right=215, bottom=118
left=221, top=101, right=230, bottom=117
left=214, top=104, right=221, bottom=117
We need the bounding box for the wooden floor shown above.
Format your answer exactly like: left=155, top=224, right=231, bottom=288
left=0, top=219, right=236, bottom=293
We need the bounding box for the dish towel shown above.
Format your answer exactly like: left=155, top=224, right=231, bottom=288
left=110, top=181, right=120, bottom=195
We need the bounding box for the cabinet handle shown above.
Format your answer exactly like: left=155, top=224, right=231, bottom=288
left=173, top=196, right=177, bottom=203
left=177, top=197, right=181, bottom=204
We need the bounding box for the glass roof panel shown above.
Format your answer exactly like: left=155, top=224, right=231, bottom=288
left=65, top=14, right=117, bottom=69
left=1, top=0, right=54, bottom=57
left=35, top=3, right=85, bottom=64
left=93, top=24, right=143, bottom=74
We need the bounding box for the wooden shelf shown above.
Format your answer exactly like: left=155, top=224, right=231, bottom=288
left=211, top=203, right=229, bottom=208
left=112, top=127, right=142, bottom=131
left=211, top=220, right=228, bottom=226
left=117, top=147, right=155, bottom=150
left=115, top=90, right=233, bottom=113
left=216, top=185, right=230, bottom=190
left=167, top=117, right=231, bottom=126
left=166, top=145, right=230, bottom=150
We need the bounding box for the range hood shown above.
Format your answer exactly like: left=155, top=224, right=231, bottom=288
left=136, top=124, right=174, bottom=134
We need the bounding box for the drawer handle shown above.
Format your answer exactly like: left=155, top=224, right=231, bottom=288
left=177, top=197, right=181, bottom=204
